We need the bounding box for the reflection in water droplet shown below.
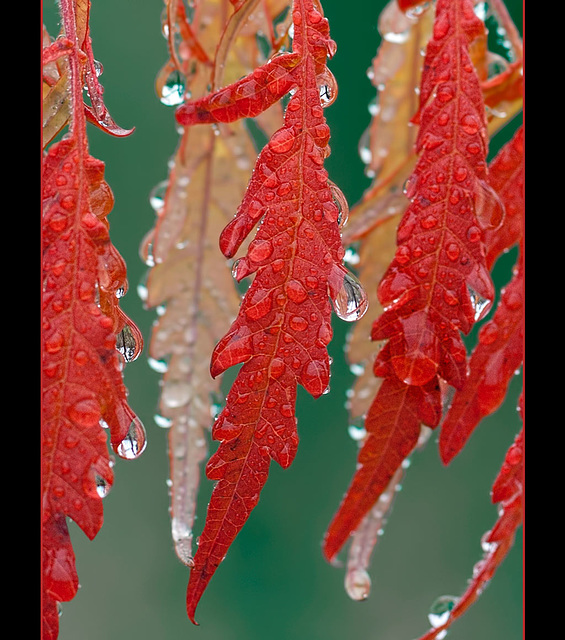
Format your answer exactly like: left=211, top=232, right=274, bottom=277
left=159, top=70, right=186, bottom=106
left=318, top=69, right=338, bottom=108
left=428, top=595, right=460, bottom=632
left=149, top=180, right=169, bottom=212
left=116, top=417, right=147, bottom=460
left=345, top=568, right=371, bottom=601
left=116, top=323, right=142, bottom=363
left=467, top=285, right=491, bottom=322
left=331, top=271, right=369, bottom=322
left=95, top=474, right=111, bottom=498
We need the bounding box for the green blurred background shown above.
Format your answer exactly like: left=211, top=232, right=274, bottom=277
left=43, top=1, right=523, bottom=639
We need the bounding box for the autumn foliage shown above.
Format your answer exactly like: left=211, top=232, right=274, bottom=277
left=41, top=0, right=523, bottom=638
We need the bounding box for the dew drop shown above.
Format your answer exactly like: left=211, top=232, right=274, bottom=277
left=286, top=279, right=308, bottom=303
left=428, top=595, right=460, bottom=631
left=159, top=70, right=186, bottom=106
left=149, top=180, right=169, bottom=212
left=268, top=128, right=295, bottom=154
left=95, top=474, right=112, bottom=498
left=318, top=69, right=338, bottom=108
left=248, top=238, right=274, bottom=262
left=289, top=315, right=309, bottom=332
left=345, top=569, right=371, bottom=601
left=116, top=323, right=143, bottom=363
left=69, top=398, right=100, bottom=428
left=467, top=285, right=491, bottom=322
left=331, top=270, right=369, bottom=322
left=115, top=417, right=147, bottom=460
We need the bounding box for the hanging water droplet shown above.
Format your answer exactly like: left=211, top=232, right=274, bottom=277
left=348, top=422, right=367, bottom=441
left=147, top=356, right=169, bottom=373
left=149, top=180, right=169, bottom=212
left=159, top=70, right=186, bottom=106
left=95, top=474, right=112, bottom=498
left=172, top=517, right=195, bottom=567
left=467, top=285, right=491, bottom=322
left=154, top=414, right=173, bottom=429
left=428, top=595, right=460, bottom=632
left=331, top=270, right=369, bottom=322
left=115, top=417, right=147, bottom=460
left=318, top=69, right=338, bottom=107
left=345, top=568, right=371, bottom=601
left=116, top=323, right=142, bottom=363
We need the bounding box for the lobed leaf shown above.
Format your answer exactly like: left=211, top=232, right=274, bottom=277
left=417, top=427, right=523, bottom=640
left=178, top=0, right=362, bottom=623
left=439, top=127, right=524, bottom=464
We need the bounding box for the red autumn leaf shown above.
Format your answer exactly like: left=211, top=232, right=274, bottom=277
left=323, top=0, right=497, bottom=564
left=174, top=0, right=363, bottom=623
left=417, top=427, right=524, bottom=640
left=42, top=2, right=140, bottom=637
left=323, top=368, right=441, bottom=562
left=439, top=127, right=524, bottom=464
left=372, top=0, right=496, bottom=390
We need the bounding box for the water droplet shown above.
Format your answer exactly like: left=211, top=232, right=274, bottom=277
left=345, top=568, right=371, bottom=601
left=467, top=285, right=491, bottom=321
left=116, top=323, right=143, bottom=363
left=348, top=423, right=367, bottom=441
left=289, top=315, right=309, bottom=332
left=318, top=69, right=338, bottom=107
left=154, top=414, right=173, bottom=429
left=149, top=180, right=169, bottom=212
left=329, top=184, right=349, bottom=228
left=248, top=238, right=274, bottom=262
left=68, top=398, right=101, bottom=428
left=95, top=474, right=112, bottom=498
left=159, top=70, right=186, bottom=106
left=285, top=279, right=308, bottom=303
left=268, top=128, right=295, bottom=154
left=428, top=595, right=459, bottom=630
left=330, top=269, right=369, bottom=322
left=115, top=417, right=147, bottom=460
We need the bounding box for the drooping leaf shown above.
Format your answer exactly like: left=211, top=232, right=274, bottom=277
left=42, top=2, right=139, bottom=637
left=439, top=127, right=524, bottom=464
left=417, top=426, right=523, bottom=640
left=174, top=0, right=365, bottom=623
left=143, top=0, right=289, bottom=569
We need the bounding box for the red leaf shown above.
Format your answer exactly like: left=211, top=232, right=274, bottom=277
left=417, top=427, right=523, bottom=640
left=42, top=5, right=140, bottom=633
left=439, top=127, right=524, bottom=463
left=180, top=0, right=359, bottom=623
left=483, top=126, right=524, bottom=270
left=323, top=369, right=441, bottom=562
left=372, top=0, right=495, bottom=390
left=439, top=263, right=523, bottom=463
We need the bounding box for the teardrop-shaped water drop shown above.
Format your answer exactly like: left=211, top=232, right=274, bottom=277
left=467, top=284, right=492, bottom=322
left=428, top=595, right=460, bottom=630
left=345, top=568, right=371, bottom=601
left=331, top=270, right=369, bottom=322
left=116, top=323, right=143, bottom=363
left=115, top=417, right=147, bottom=460
left=95, top=474, right=112, bottom=498
left=159, top=70, right=186, bottom=106
left=318, top=69, right=338, bottom=108
left=149, top=180, right=169, bottom=212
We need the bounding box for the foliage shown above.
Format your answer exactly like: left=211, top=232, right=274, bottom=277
left=42, top=0, right=523, bottom=638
